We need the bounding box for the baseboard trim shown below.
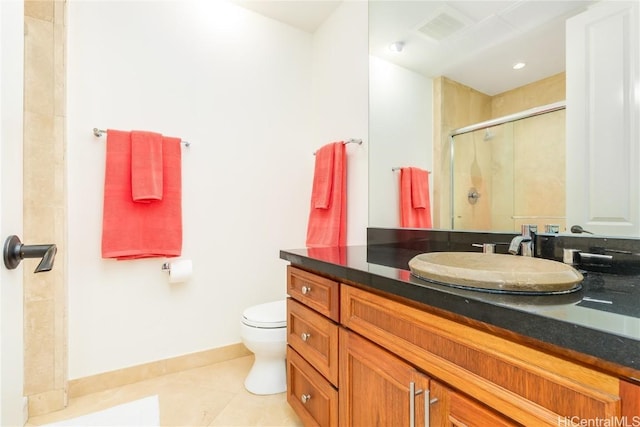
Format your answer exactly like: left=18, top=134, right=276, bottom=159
left=27, top=388, right=66, bottom=418
left=68, top=343, right=251, bottom=398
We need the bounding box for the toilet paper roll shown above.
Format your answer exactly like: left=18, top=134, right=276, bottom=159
left=167, top=259, right=192, bottom=284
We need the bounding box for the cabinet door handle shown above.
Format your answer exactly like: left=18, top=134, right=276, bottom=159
left=301, top=285, right=312, bottom=295
left=301, top=393, right=311, bottom=404
left=301, top=332, right=311, bottom=342
left=409, top=382, right=423, bottom=427
left=410, top=383, right=435, bottom=427
left=425, top=393, right=438, bottom=427
left=424, top=390, right=430, bottom=427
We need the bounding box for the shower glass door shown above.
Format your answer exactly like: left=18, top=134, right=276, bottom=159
left=451, top=108, right=566, bottom=232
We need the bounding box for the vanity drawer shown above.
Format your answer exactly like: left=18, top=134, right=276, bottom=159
left=287, top=346, right=338, bottom=427
left=287, top=298, right=339, bottom=386
left=287, top=266, right=339, bottom=322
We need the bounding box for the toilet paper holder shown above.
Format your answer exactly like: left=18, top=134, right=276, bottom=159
left=160, top=259, right=193, bottom=284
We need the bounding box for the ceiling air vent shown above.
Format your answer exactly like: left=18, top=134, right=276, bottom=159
left=415, top=5, right=474, bottom=42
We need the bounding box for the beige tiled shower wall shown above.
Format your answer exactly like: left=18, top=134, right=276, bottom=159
left=491, top=72, right=565, bottom=117
left=433, top=77, right=492, bottom=228
left=435, top=73, right=566, bottom=232
left=23, top=0, right=68, bottom=417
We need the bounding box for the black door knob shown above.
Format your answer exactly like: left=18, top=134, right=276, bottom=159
left=3, top=235, right=57, bottom=273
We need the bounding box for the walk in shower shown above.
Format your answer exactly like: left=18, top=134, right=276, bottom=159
left=450, top=102, right=566, bottom=232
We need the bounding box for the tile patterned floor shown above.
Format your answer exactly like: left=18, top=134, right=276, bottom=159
left=27, top=356, right=303, bottom=427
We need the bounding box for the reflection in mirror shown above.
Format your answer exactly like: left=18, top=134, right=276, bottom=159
left=367, top=1, right=620, bottom=234
left=369, top=56, right=433, bottom=228
left=451, top=103, right=566, bottom=232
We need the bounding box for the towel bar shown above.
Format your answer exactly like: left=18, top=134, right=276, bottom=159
left=93, top=128, right=191, bottom=147
left=313, top=138, right=362, bottom=155
left=392, top=167, right=431, bottom=173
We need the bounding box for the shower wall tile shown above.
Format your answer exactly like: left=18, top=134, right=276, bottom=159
left=490, top=123, right=515, bottom=230
left=513, top=111, right=566, bottom=219
left=492, top=72, right=565, bottom=117
left=434, top=77, right=492, bottom=229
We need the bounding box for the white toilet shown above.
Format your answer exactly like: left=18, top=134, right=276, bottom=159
left=240, top=300, right=287, bottom=395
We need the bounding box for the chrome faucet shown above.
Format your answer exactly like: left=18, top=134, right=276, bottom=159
left=508, top=225, right=537, bottom=256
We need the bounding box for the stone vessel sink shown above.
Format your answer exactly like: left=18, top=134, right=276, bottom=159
left=408, top=252, right=583, bottom=294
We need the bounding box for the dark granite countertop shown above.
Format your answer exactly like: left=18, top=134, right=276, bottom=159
left=280, top=244, right=640, bottom=381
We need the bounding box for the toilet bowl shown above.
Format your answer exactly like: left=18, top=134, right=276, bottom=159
left=240, top=300, right=287, bottom=395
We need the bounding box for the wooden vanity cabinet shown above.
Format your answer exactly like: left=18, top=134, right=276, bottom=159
left=286, top=265, right=639, bottom=426
left=286, top=266, right=340, bottom=426
left=339, top=326, right=519, bottom=427
left=287, top=346, right=338, bottom=426
left=339, top=328, right=431, bottom=426
left=341, top=284, right=629, bottom=426
left=435, top=381, right=520, bottom=427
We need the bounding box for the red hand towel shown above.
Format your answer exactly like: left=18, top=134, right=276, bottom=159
left=400, top=167, right=432, bottom=228
left=131, top=130, right=163, bottom=202
left=411, top=167, right=430, bottom=209
left=310, top=144, right=335, bottom=209
left=102, top=130, right=182, bottom=259
left=306, top=142, right=346, bottom=247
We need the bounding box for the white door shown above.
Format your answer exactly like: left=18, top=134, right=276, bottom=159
left=566, top=1, right=640, bottom=236
left=0, top=0, right=26, bottom=425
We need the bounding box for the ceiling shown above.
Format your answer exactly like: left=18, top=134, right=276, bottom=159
left=233, top=0, right=598, bottom=95
left=231, top=0, right=342, bottom=33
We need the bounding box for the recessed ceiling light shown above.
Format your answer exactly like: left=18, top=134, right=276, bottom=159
left=513, top=62, right=526, bottom=70
left=389, top=41, right=405, bottom=53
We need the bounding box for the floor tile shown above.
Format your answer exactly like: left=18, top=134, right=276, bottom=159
left=27, top=356, right=302, bottom=427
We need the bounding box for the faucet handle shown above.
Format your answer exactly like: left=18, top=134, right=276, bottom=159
left=544, top=224, right=560, bottom=233
left=472, top=243, right=496, bottom=254
left=563, top=248, right=613, bottom=268
left=521, top=224, right=538, bottom=237
left=563, top=249, right=580, bottom=265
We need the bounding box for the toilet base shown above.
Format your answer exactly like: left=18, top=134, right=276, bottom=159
left=244, top=356, right=286, bottom=395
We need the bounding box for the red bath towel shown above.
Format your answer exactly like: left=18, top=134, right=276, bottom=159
left=306, top=142, right=346, bottom=247
left=400, top=167, right=432, bottom=228
left=101, top=130, right=182, bottom=259
left=131, top=130, right=163, bottom=202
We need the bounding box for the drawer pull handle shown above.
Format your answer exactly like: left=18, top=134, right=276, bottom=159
left=301, top=394, right=311, bottom=404
left=301, top=332, right=311, bottom=342
left=301, top=285, right=312, bottom=295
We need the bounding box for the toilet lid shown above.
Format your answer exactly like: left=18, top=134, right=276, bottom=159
left=242, top=300, right=286, bottom=328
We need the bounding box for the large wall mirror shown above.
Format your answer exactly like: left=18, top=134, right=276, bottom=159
left=368, top=0, right=637, bottom=236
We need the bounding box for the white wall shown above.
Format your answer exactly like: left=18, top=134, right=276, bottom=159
left=67, top=0, right=368, bottom=379
left=369, top=56, right=433, bottom=228
left=311, top=1, right=369, bottom=245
